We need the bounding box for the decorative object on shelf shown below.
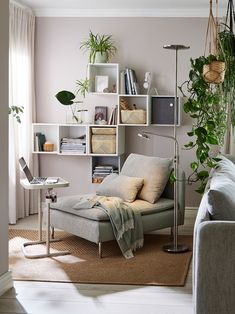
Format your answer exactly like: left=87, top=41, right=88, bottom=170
left=120, top=97, right=130, bottom=110
left=143, top=72, right=158, bottom=95
left=9, top=105, right=24, bottom=123
left=162, top=43, right=189, bottom=253
left=95, top=75, right=109, bottom=93
left=43, top=142, right=54, bottom=152
left=55, top=77, right=89, bottom=124
left=80, top=31, right=117, bottom=63
left=138, top=131, right=188, bottom=254
left=202, top=0, right=225, bottom=84
left=94, top=106, right=108, bottom=125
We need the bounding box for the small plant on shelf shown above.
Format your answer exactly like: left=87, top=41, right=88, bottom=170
left=55, top=78, right=89, bottom=123
left=80, top=30, right=117, bottom=63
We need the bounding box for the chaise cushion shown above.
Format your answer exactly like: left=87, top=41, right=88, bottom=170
left=121, top=153, right=172, bottom=204
left=96, top=173, right=144, bottom=202
left=50, top=195, right=174, bottom=222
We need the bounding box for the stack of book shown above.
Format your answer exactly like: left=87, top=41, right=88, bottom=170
left=120, top=68, right=140, bottom=95
left=92, top=165, right=118, bottom=183
left=60, top=137, right=86, bottom=154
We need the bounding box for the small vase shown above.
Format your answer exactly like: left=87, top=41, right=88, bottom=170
left=94, top=51, right=108, bottom=63
left=66, top=104, right=81, bottom=124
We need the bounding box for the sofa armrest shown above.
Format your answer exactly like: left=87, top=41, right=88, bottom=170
left=193, top=221, right=235, bottom=314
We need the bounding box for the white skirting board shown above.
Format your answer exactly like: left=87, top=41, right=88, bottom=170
left=0, top=271, right=13, bottom=296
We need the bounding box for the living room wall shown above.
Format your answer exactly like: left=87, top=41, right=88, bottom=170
left=35, top=17, right=207, bottom=207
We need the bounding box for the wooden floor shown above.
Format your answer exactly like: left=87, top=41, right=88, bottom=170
left=1, top=209, right=196, bottom=314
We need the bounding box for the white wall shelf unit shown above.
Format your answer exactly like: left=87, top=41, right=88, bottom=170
left=150, top=96, right=183, bottom=126
left=32, top=123, right=59, bottom=154
left=88, top=63, right=119, bottom=95
left=118, top=94, right=150, bottom=126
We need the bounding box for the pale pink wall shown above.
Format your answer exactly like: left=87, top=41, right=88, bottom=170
left=35, top=17, right=207, bottom=207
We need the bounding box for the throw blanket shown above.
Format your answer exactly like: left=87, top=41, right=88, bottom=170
left=74, top=195, right=143, bottom=259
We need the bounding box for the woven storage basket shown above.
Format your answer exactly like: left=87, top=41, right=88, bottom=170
left=91, top=127, right=116, bottom=135
left=203, top=60, right=225, bottom=84
left=91, top=135, right=116, bottom=154
left=121, top=109, right=146, bottom=124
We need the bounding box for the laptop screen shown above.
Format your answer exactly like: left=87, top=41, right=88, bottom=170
left=19, top=157, right=34, bottom=182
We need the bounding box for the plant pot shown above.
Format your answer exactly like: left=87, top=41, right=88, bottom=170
left=203, top=60, right=226, bottom=84
left=94, top=51, right=108, bottom=63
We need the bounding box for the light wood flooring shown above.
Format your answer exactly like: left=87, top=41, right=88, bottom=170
left=1, top=209, right=196, bottom=314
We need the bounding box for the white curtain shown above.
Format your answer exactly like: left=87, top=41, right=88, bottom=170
left=9, top=1, right=38, bottom=224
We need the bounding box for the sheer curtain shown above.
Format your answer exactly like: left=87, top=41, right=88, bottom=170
left=9, top=1, right=38, bottom=224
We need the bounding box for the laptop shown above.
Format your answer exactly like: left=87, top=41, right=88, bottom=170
left=19, top=157, right=59, bottom=184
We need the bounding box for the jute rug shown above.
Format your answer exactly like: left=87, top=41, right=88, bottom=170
left=9, top=229, right=192, bottom=286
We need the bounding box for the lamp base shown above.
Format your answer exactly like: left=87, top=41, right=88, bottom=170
left=162, top=243, right=189, bottom=253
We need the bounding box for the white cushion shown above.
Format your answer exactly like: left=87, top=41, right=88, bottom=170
left=121, top=153, right=172, bottom=204
left=96, top=173, right=144, bottom=203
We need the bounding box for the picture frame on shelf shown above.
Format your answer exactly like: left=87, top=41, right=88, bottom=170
left=95, top=75, right=109, bottom=93
left=94, top=106, right=108, bottom=125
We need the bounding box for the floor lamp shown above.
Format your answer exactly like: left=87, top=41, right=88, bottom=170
left=138, top=44, right=190, bottom=253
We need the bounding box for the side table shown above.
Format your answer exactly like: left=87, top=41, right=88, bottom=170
left=20, top=178, right=69, bottom=259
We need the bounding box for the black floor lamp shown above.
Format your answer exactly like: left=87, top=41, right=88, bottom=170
left=138, top=44, right=190, bottom=253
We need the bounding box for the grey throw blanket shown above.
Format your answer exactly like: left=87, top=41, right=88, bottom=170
left=73, top=195, right=143, bottom=259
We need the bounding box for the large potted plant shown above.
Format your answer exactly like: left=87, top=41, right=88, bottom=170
left=80, top=31, right=117, bottom=63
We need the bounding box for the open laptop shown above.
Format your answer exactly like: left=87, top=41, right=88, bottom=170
left=19, top=157, right=59, bottom=184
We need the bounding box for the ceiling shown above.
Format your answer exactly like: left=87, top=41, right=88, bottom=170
left=15, top=0, right=227, bottom=17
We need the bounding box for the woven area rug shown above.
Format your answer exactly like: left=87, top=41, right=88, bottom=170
left=9, top=229, right=192, bottom=286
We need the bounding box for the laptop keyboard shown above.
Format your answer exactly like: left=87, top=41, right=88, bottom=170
left=30, top=177, right=47, bottom=184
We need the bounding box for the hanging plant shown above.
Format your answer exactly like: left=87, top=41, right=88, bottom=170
left=218, top=0, right=235, bottom=152
left=180, top=55, right=227, bottom=193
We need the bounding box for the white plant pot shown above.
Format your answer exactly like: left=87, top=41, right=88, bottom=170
left=94, top=51, right=108, bottom=63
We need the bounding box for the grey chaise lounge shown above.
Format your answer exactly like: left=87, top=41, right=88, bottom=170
left=49, top=154, right=185, bottom=257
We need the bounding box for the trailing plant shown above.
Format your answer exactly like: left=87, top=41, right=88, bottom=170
left=55, top=78, right=89, bottom=122
left=9, top=105, right=24, bottom=123
left=80, top=31, right=117, bottom=63
left=179, top=55, right=227, bottom=194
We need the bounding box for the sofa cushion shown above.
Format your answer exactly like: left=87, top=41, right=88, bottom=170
left=208, top=176, right=235, bottom=220
left=96, top=173, right=144, bottom=202
left=120, top=153, right=172, bottom=204
left=50, top=195, right=174, bottom=222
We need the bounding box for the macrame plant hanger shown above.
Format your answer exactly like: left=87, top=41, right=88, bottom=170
left=203, top=0, right=225, bottom=84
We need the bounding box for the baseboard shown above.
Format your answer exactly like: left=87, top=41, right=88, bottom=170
left=0, top=271, right=13, bottom=296
left=186, top=206, right=198, bottom=211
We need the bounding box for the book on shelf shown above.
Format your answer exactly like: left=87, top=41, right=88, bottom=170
left=108, top=105, right=118, bottom=125
left=120, top=70, right=126, bottom=94
left=35, top=132, right=46, bottom=151
left=124, top=68, right=140, bottom=95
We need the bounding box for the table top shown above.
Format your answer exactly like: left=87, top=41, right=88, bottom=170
left=20, top=177, right=69, bottom=190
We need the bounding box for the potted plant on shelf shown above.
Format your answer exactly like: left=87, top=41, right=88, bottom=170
left=55, top=78, right=89, bottom=123
left=80, top=31, right=117, bottom=63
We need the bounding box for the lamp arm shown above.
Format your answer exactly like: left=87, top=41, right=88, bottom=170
left=139, top=131, right=179, bottom=148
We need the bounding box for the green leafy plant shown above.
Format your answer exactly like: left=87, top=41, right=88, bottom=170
left=80, top=31, right=117, bottom=63
left=9, top=105, right=24, bottom=123
left=180, top=55, right=227, bottom=194
left=55, top=78, right=89, bottom=123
